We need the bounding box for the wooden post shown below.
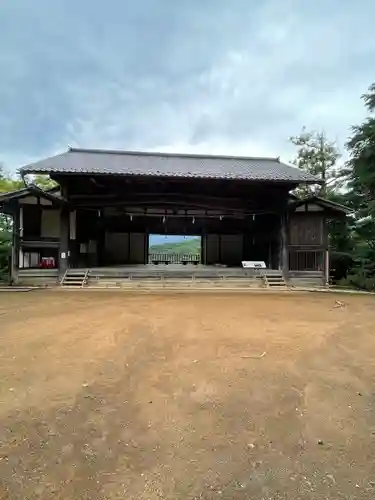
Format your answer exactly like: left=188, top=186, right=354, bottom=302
left=280, top=212, right=289, bottom=280
left=323, top=216, right=330, bottom=286
left=325, top=250, right=330, bottom=286
left=59, top=207, right=70, bottom=276
left=11, top=205, right=20, bottom=284
left=96, top=210, right=105, bottom=267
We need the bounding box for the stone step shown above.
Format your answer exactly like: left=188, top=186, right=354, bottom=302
left=263, top=273, right=287, bottom=288
left=61, top=268, right=89, bottom=287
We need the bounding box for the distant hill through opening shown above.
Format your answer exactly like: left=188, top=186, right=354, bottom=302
left=148, top=235, right=201, bottom=264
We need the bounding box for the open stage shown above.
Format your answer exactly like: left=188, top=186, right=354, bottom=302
left=17, top=264, right=325, bottom=288
left=66, top=264, right=273, bottom=290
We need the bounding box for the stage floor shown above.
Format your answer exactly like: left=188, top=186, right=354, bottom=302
left=19, top=264, right=274, bottom=276
left=85, top=264, right=270, bottom=279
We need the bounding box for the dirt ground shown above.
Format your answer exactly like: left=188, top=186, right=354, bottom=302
left=0, top=291, right=375, bottom=499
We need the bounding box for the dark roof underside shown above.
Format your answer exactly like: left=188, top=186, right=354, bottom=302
left=0, top=185, right=64, bottom=207
left=20, top=148, right=320, bottom=184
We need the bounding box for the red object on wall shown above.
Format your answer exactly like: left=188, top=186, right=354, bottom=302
left=39, top=257, right=55, bottom=269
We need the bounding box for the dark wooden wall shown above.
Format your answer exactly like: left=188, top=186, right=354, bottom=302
left=288, top=212, right=328, bottom=274
left=289, top=213, right=324, bottom=247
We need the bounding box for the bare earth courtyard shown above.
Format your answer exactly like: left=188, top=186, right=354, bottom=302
left=0, top=292, right=375, bottom=499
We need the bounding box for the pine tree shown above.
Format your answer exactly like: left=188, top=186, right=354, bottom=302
left=345, top=83, right=375, bottom=289
left=289, top=128, right=343, bottom=197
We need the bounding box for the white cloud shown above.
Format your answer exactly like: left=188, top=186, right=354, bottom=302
left=0, top=0, right=374, bottom=169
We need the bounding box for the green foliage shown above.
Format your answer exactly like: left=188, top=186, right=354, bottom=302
left=31, top=174, right=58, bottom=190
left=339, top=274, right=375, bottom=292
left=347, top=87, right=375, bottom=217
left=0, top=168, right=57, bottom=193
left=290, top=84, right=375, bottom=291
left=0, top=231, right=11, bottom=282
left=343, top=83, right=375, bottom=289
left=330, top=251, right=354, bottom=283
left=0, top=167, right=21, bottom=281
left=0, top=165, right=23, bottom=193
left=362, top=82, right=375, bottom=111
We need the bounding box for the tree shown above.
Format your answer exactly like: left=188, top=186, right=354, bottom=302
left=347, top=86, right=375, bottom=217
left=0, top=227, right=11, bottom=281
left=289, top=128, right=357, bottom=284
left=29, top=174, right=57, bottom=190
left=289, top=129, right=343, bottom=196
left=0, top=166, right=22, bottom=281
left=0, top=165, right=23, bottom=193
left=0, top=165, right=22, bottom=233
left=344, top=83, right=375, bottom=289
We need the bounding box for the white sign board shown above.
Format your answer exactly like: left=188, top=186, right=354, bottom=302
left=241, top=261, right=266, bottom=269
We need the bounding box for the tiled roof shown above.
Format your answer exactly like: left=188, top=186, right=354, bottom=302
left=20, top=148, right=320, bottom=184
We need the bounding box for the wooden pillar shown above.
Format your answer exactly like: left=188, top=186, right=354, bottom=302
left=201, top=233, right=207, bottom=265
left=59, top=207, right=70, bottom=276
left=324, top=250, right=330, bottom=286
left=279, top=212, right=289, bottom=279
left=218, top=234, right=222, bottom=265
left=323, top=215, right=330, bottom=286
left=11, top=205, right=20, bottom=284
left=96, top=210, right=105, bottom=267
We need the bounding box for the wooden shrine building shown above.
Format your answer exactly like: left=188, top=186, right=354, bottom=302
left=0, top=148, right=350, bottom=286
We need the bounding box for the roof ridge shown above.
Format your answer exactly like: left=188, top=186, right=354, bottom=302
left=68, top=147, right=280, bottom=163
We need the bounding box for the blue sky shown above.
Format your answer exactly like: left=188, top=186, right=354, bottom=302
left=1, top=0, right=375, bottom=170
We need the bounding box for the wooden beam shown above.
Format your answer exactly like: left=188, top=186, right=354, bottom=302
left=69, top=192, right=285, bottom=209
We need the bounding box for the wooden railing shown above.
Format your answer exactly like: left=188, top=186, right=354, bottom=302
left=22, top=235, right=60, bottom=242
left=148, top=253, right=200, bottom=265
left=289, top=249, right=324, bottom=271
